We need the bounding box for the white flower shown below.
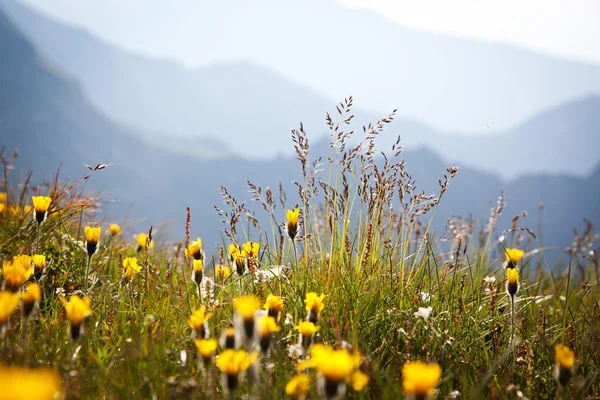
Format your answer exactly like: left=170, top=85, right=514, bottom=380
left=287, top=343, right=303, bottom=360
left=397, top=328, right=407, bottom=336
left=414, top=307, right=433, bottom=321
left=483, top=276, right=496, bottom=284
left=420, top=292, right=433, bottom=302
left=449, top=390, right=460, bottom=399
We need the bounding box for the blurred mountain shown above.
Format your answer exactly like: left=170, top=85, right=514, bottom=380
left=0, top=6, right=598, bottom=264
left=8, top=0, right=600, bottom=134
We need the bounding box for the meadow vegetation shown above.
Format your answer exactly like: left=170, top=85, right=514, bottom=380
left=0, top=99, right=599, bottom=399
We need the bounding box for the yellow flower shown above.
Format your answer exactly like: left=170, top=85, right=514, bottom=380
left=31, top=196, right=51, bottom=223
left=193, top=259, right=203, bottom=273
left=242, top=241, right=260, bottom=258
left=22, top=283, right=41, bottom=318
left=286, top=207, right=300, bottom=240
left=109, top=224, right=121, bottom=236
left=136, top=233, right=153, bottom=251
left=554, top=344, right=575, bottom=386
left=229, top=244, right=239, bottom=261
left=506, top=267, right=519, bottom=296
left=264, top=294, right=284, bottom=319
left=0, top=291, right=21, bottom=324
left=60, top=295, right=92, bottom=327
left=2, top=255, right=33, bottom=292
left=0, top=192, right=6, bottom=203
left=221, top=324, right=236, bottom=349
left=259, top=316, right=280, bottom=338
left=216, top=349, right=259, bottom=376
left=195, top=338, right=218, bottom=361
left=123, top=257, right=142, bottom=279
left=304, top=292, right=325, bottom=323
left=0, top=365, right=62, bottom=400
left=295, top=320, right=320, bottom=336
left=192, top=259, right=203, bottom=286
left=234, top=295, right=261, bottom=321
left=215, top=265, right=232, bottom=280
left=505, top=248, right=524, bottom=266
left=32, top=254, right=46, bottom=272
left=85, top=226, right=101, bottom=256
left=189, top=305, right=212, bottom=338
left=185, top=238, right=203, bottom=260
left=285, top=374, right=310, bottom=399
left=402, top=361, right=441, bottom=397
left=555, top=344, right=575, bottom=369
left=350, top=370, right=369, bottom=391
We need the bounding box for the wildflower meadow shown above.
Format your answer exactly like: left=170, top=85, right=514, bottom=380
left=0, top=103, right=599, bottom=399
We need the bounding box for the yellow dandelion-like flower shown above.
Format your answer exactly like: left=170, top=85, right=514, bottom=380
left=22, top=283, right=41, bottom=318
left=109, top=224, right=121, bottom=236
left=85, top=226, right=101, bottom=257
left=123, top=257, right=142, bottom=280
left=402, top=361, right=442, bottom=398
left=234, top=295, right=261, bottom=321
left=2, top=255, right=33, bottom=292
left=189, top=305, right=212, bottom=339
left=505, top=248, right=524, bottom=267
left=286, top=207, right=300, bottom=240
left=136, top=233, right=153, bottom=251
left=264, top=294, right=284, bottom=320
left=242, top=241, right=260, bottom=258
left=554, top=344, right=575, bottom=386
left=31, top=254, right=46, bottom=279
left=60, top=295, right=91, bottom=340
left=0, top=365, right=63, bottom=400
left=31, top=196, right=51, bottom=224
left=304, top=292, right=325, bottom=323
left=0, top=291, right=21, bottom=325
left=195, top=338, right=218, bottom=363
left=285, top=374, right=310, bottom=399
left=506, top=267, right=519, bottom=297
left=185, top=238, right=203, bottom=260
left=216, top=349, right=260, bottom=392
left=215, top=265, right=232, bottom=280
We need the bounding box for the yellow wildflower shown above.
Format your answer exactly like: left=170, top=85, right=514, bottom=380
left=2, top=255, right=33, bottom=292
left=85, top=226, right=101, bottom=257
left=188, top=305, right=212, bottom=339
left=285, top=374, right=310, bottom=399
left=0, top=291, right=20, bottom=325
left=258, top=316, right=280, bottom=353
left=215, top=265, right=232, bottom=280
left=185, top=238, right=203, bottom=260
left=234, top=295, right=261, bottom=341
left=195, top=338, right=218, bottom=364
left=22, top=283, right=41, bottom=318
left=136, top=233, right=153, bottom=251
left=286, top=207, right=300, bottom=240
left=123, top=257, right=141, bottom=280
left=304, top=292, right=325, bottom=323
left=32, top=254, right=46, bottom=280
left=216, top=349, right=259, bottom=386
left=0, top=365, right=62, bottom=400
left=506, top=267, right=519, bottom=297
left=60, top=295, right=92, bottom=340
left=109, top=224, right=121, bottom=236
left=554, top=344, right=575, bottom=386
left=264, top=294, right=284, bottom=320
left=192, top=259, right=203, bottom=286
left=31, top=196, right=51, bottom=224
left=402, top=361, right=441, bottom=398
left=295, top=320, right=320, bottom=349
left=505, top=248, right=524, bottom=267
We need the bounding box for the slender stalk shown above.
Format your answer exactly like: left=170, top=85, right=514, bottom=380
left=85, top=255, right=92, bottom=293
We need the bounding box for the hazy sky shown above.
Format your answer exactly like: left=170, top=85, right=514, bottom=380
left=338, top=0, right=600, bottom=64
left=17, top=0, right=600, bottom=65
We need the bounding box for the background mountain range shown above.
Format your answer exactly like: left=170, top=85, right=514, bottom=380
left=0, top=0, right=598, bottom=264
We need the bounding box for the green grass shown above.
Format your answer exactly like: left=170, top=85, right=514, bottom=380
left=1, top=105, right=599, bottom=399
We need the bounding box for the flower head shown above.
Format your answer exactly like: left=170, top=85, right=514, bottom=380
left=234, top=295, right=261, bottom=321
left=304, top=292, right=325, bottom=323
left=189, top=305, right=212, bottom=339
left=415, top=306, right=433, bottom=321
left=554, top=344, right=575, bottom=386
left=85, top=226, right=101, bottom=257
left=216, top=349, right=260, bottom=392
left=264, top=294, right=284, bottom=320
left=296, top=320, right=320, bottom=349
left=402, top=361, right=442, bottom=398
left=123, top=257, right=142, bottom=280
left=506, top=267, right=519, bottom=297
left=286, top=207, right=300, bottom=240
left=192, top=259, right=203, bottom=286
left=136, top=233, right=153, bottom=251
left=60, top=295, right=91, bottom=339
left=22, top=283, right=41, bottom=318
left=215, top=265, right=232, bottom=280
left=242, top=241, right=260, bottom=258
left=2, top=255, right=33, bottom=292
left=31, top=254, right=46, bottom=280
left=109, top=224, right=121, bottom=236
left=185, top=238, right=203, bottom=260
left=505, top=248, right=524, bottom=268
left=285, top=374, right=310, bottom=399
left=258, top=316, right=280, bottom=353
left=0, top=365, right=62, bottom=400
left=195, top=338, right=218, bottom=364
left=0, top=291, right=20, bottom=325
left=31, top=196, right=51, bottom=223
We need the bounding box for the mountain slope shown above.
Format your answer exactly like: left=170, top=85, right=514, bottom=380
left=1, top=6, right=598, bottom=261
left=9, top=0, right=600, bottom=133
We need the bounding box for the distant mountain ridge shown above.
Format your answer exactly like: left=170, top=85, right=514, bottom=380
left=0, top=5, right=598, bottom=264
left=9, top=0, right=600, bottom=133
